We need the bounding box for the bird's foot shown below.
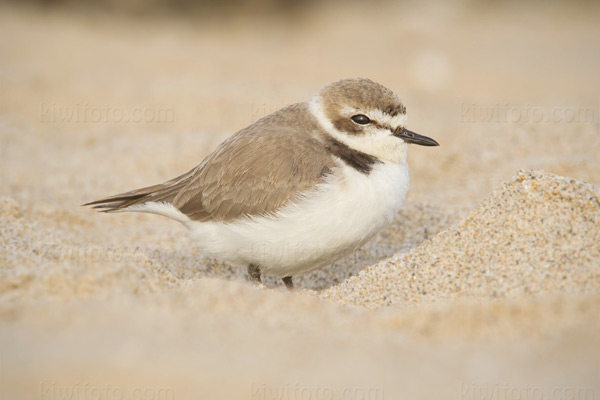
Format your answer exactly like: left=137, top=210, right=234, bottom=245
left=247, top=263, right=261, bottom=284
left=282, top=276, right=294, bottom=290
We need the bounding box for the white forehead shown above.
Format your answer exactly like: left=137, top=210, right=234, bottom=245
left=341, top=106, right=407, bottom=128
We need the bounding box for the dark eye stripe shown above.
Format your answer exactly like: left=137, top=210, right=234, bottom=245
left=351, top=114, right=371, bottom=125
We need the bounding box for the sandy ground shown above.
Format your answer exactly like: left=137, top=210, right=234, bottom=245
left=1, top=3, right=600, bottom=399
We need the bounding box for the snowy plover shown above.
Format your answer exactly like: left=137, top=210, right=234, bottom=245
left=85, top=78, right=439, bottom=288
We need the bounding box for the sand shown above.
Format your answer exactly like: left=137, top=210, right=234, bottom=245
left=1, top=3, right=600, bottom=399
left=322, top=171, right=600, bottom=308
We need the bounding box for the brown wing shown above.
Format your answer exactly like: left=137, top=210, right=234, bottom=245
left=84, top=103, right=335, bottom=222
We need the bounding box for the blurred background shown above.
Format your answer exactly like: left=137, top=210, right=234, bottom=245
left=1, top=1, right=599, bottom=399
left=2, top=0, right=598, bottom=210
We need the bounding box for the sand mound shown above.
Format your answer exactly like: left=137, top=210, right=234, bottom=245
left=322, top=170, right=600, bottom=308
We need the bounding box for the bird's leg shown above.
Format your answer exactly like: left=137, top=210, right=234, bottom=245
left=247, top=264, right=262, bottom=284
left=282, top=276, right=294, bottom=290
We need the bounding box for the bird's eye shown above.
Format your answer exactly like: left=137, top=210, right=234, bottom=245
left=351, top=114, right=371, bottom=125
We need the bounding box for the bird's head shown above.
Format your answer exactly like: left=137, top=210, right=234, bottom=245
left=309, top=78, right=438, bottom=163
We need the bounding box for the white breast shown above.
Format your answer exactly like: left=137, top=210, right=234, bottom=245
left=186, top=160, right=410, bottom=277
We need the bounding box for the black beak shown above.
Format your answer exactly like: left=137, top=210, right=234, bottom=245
left=393, top=128, right=439, bottom=146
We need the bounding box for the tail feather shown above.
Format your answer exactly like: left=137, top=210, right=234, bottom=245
left=83, top=168, right=196, bottom=213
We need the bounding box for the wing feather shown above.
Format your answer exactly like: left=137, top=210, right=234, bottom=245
left=84, top=103, right=335, bottom=222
